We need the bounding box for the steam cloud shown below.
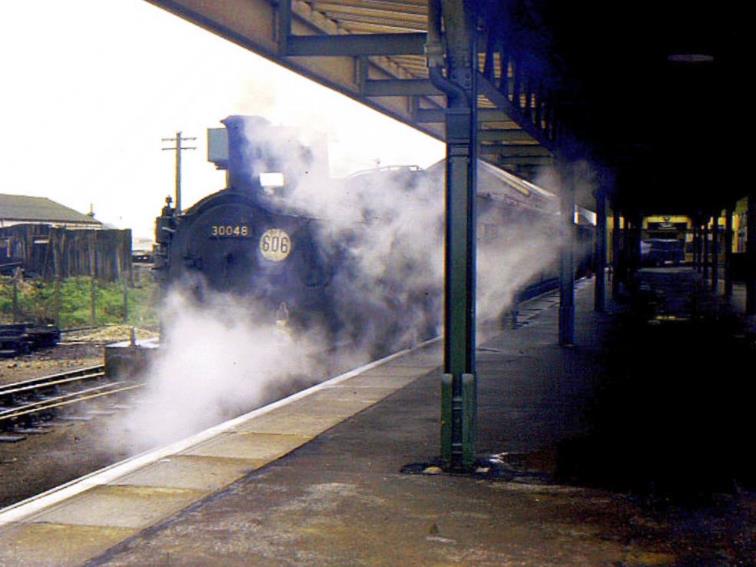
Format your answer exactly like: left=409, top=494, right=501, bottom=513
left=106, top=288, right=325, bottom=450
left=110, top=117, right=570, bottom=450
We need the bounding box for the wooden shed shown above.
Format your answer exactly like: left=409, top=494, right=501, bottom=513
left=0, top=194, right=131, bottom=281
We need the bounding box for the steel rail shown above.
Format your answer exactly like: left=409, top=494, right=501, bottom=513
left=0, top=366, right=105, bottom=396
left=0, top=382, right=143, bottom=423
left=0, top=381, right=126, bottom=418
left=0, top=370, right=106, bottom=400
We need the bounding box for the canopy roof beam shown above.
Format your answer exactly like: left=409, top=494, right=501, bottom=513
left=286, top=32, right=426, bottom=56
left=479, top=145, right=550, bottom=157
left=477, top=129, right=535, bottom=143
left=414, top=108, right=516, bottom=125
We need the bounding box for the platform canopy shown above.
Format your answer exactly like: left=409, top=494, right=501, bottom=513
left=147, top=0, right=747, bottom=215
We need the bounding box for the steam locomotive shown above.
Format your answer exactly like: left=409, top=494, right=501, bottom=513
left=151, top=116, right=593, bottom=355
left=154, top=185, right=340, bottom=336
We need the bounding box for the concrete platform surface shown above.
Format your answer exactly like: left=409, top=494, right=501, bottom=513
left=0, top=275, right=752, bottom=566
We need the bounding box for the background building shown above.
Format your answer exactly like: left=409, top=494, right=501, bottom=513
left=1, top=194, right=130, bottom=280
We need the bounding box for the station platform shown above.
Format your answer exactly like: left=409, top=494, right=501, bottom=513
left=0, top=272, right=752, bottom=566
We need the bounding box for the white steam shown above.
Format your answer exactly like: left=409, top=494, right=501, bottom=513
left=111, top=118, right=581, bottom=450
left=281, top=167, right=446, bottom=353
left=476, top=222, right=559, bottom=325
left=107, top=289, right=324, bottom=450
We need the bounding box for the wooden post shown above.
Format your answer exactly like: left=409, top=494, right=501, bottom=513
left=123, top=277, right=129, bottom=323
left=161, top=132, right=197, bottom=215
left=12, top=267, right=20, bottom=322
left=53, top=230, right=64, bottom=327
left=89, top=232, right=97, bottom=325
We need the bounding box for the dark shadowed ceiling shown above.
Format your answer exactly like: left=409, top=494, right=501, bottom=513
left=511, top=0, right=748, bottom=215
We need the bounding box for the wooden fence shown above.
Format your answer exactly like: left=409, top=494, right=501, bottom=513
left=0, top=224, right=132, bottom=282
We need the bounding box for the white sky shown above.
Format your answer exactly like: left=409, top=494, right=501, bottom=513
left=0, top=0, right=443, bottom=240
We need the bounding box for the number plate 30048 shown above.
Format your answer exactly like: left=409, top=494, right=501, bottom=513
left=210, top=225, right=250, bottom=238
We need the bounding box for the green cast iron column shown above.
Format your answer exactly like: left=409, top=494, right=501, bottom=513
left=703, top=221, right=710, bottom=282
left=712, top=214, right=719, bottom=293
left=594, top=188, right=607, bottom=312
left=724, top=205, right=734, bottom=299
left=746, top=195, right=756, bottom=315
left=559, top=170, right=576, bottom=346
left=432, top=0, right=478, bottom=471
left=612, top=208, right=621, bottom=300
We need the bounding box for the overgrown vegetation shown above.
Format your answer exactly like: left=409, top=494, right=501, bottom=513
left=0, top=272, right=159, bottom=329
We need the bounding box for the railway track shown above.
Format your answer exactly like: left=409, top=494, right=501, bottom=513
left=0, top=366, right=142, bottom=433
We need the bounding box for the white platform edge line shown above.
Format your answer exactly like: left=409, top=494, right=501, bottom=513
left=0, top=337, right=441, bottom=527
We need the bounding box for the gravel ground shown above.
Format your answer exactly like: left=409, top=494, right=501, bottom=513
left=0, top=326, right=158, bottom=386
left=0, top=344, right=103, bottom=386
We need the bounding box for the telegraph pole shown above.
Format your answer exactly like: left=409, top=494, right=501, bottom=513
left=161, top=131, right=196, bottom=214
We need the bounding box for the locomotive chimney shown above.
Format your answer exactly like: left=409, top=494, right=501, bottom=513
left=209, top=115, right=325, bottom=196
left=220, top=115, right=267, bottom=193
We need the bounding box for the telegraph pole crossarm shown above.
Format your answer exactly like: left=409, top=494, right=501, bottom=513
left=161, top=131, right=196, bottom=215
